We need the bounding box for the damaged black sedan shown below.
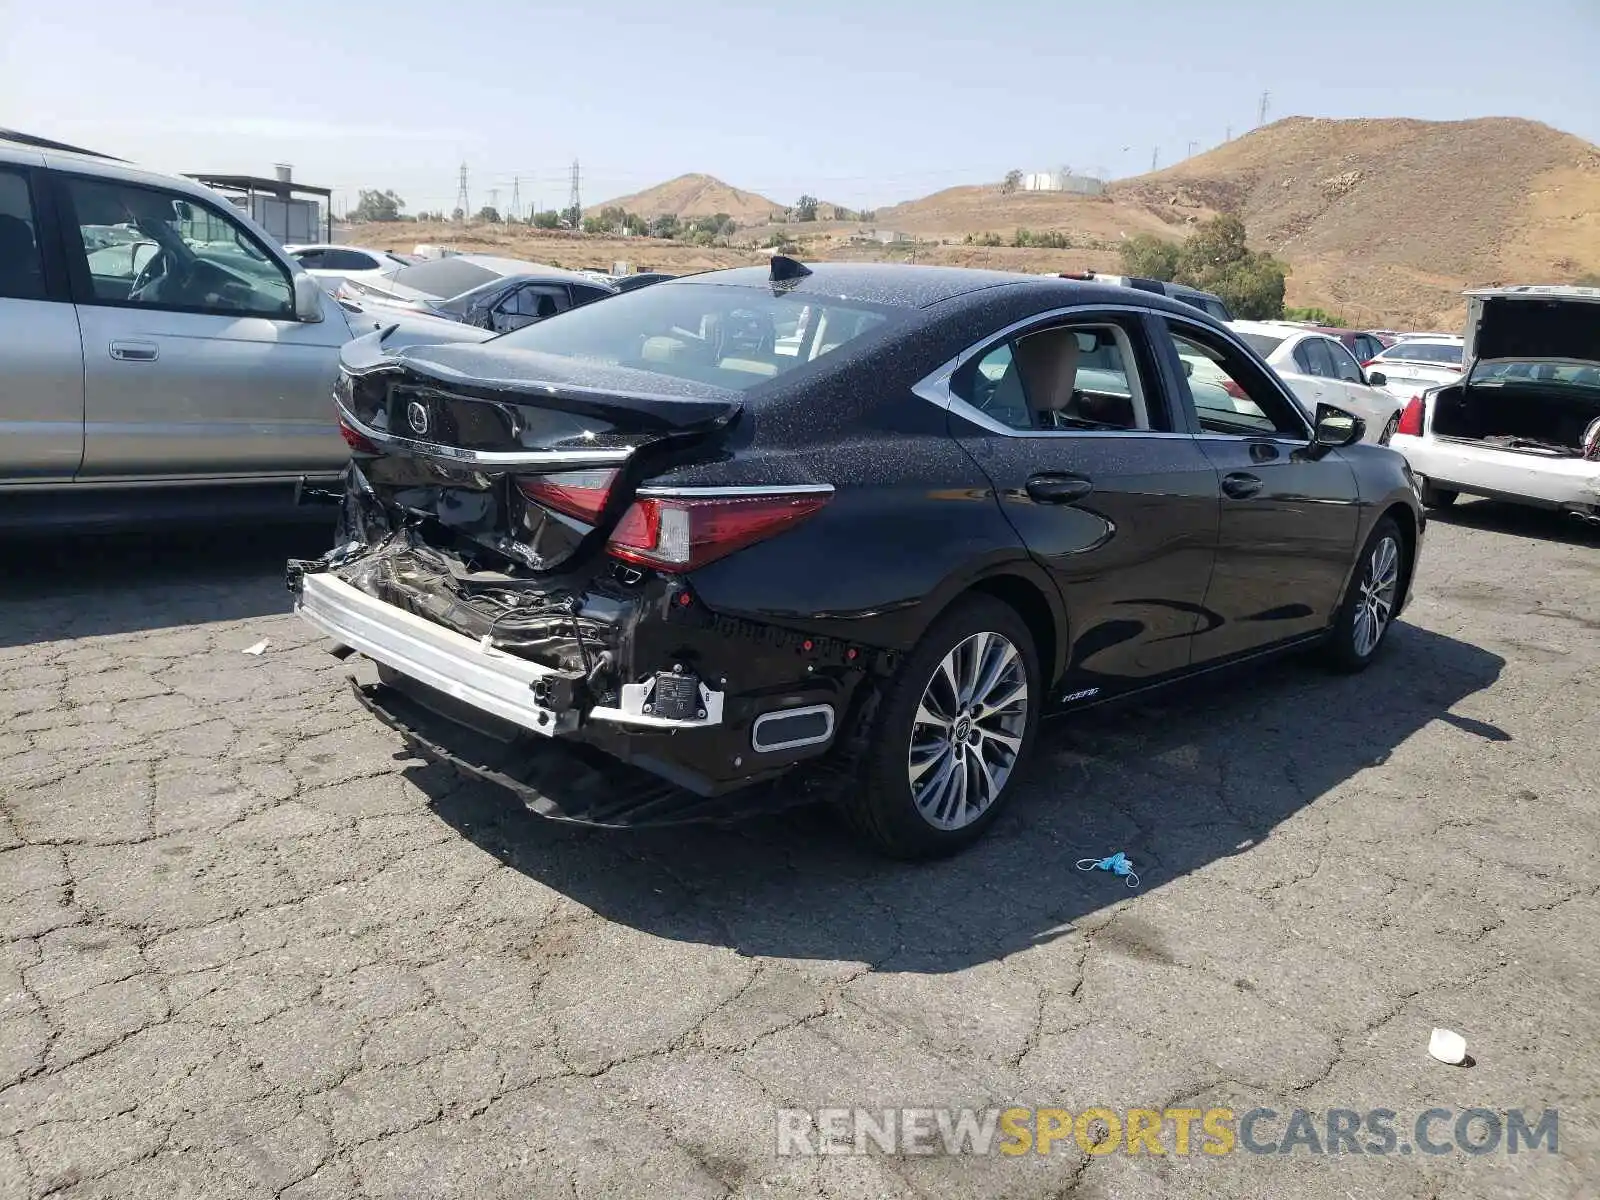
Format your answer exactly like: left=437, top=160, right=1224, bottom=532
left=290, top=260, right=1423, bottom=858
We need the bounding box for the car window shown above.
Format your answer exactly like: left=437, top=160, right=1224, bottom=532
left=323, top=248, right=379, bottom=272
left=507, top=284, right=569, bottom=319
left=292, top=248, right=326, bottom=270
left=1236, top=331, right=1286, bottom=359
left=388, top=257, right=500, bottom=298
left=489, top=281, right=900, bottom=393
left=62, top=176, right=293, bottom=318
left=1326, top=339, right=1364, bottom=383
left=954, top=323, right=1152, bottom=433
left=570, top=284, right=613, bottom=306
left=1160, top=321, right=1308, bottom=437
left=1301, top=338, right=1337, bottom=378
left=0, top=168, right=47, bottom=301
left=1381, top=341, right=1462, bottom=366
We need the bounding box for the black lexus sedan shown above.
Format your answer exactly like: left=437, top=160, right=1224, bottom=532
left=290, top=260, right=1423, bottom=859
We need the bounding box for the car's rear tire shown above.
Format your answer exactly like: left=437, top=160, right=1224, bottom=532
left=845, top=595, right=1040, bottom=860
left=1378, top=413, right=1400, bottom=445
left=1323, top=516, right=1407, bottom=673
left=1418, top=477, right=1458, bottom=507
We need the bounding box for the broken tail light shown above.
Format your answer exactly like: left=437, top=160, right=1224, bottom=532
left=338, top=415, right=381, bottom=454
left=1397, top=394, right=1425, bottom=437
left=607, top=491, right=830, bottom=572
left=516, top=469, right=621, bottom=524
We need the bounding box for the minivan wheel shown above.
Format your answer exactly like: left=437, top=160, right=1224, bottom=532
left=847, top=595, right=1040, bottom=859
left=1323, top=516, right=1406, bottom=673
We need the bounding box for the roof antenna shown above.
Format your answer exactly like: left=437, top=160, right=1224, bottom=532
left=769, top=254, right=811, bottom=283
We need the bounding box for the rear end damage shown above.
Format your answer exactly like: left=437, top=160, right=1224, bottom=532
left=287, top=332, right=885, bottom=821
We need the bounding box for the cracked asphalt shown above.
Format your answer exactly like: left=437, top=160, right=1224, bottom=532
left=2, top=502, right=1598, bottom=1200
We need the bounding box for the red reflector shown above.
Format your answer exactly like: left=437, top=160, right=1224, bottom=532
left=1396, top=394, right=1425, bottom=437
left=516, top=469, right=619, bottom=524
left=338, top=417, right=380, bottom=455
left=607, top=491, right=829, bottom=572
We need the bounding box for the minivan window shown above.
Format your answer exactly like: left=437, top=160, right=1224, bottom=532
left=492, top=282, right=900, bottom=392
left=0, top=168, right=47, bottom=300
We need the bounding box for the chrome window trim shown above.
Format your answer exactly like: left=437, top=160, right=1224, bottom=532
left=334, top=401, right=634, bottom=469
left=636, top=483, right=835, bottom=498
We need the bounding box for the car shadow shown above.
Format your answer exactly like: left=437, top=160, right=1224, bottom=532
left=1429, top=497, right=1600, bottom=547
left=0, top=524, right=333, bottom=647
left=414, top=622, right=1505, bottom=974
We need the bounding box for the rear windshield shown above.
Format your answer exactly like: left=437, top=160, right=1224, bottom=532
left=1236, top=332, right=1286, bottom=358
left=1470, top=361, right=1600, bottom=389
left=387, top=258, right=501, bottom=298
left=491, top=282, right=902, bottom=392
left=1380, top=341, right=1462, bottom=366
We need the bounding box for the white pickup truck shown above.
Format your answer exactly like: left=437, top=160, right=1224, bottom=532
left=1389, top=286, right=1600, bottom=523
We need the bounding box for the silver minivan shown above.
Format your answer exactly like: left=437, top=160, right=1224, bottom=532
left=0, top=131, right=490, bottom=531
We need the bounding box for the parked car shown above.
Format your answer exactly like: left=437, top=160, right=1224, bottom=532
left=0, top=132, right=491, bottom=532
left=1367, top=336, right=1465, bottom=400
left=289, top=260, right=1422, bottom=858
left=1228, top=320, right=1403, bottom=441
left=284, top=243, right=414, bottom=293
left=1389, top=286, right=1600, bottom=520
left=1057, top=271, right=1234, bottom=321
left=337, top=254, right=617, bottom=332
left=1312, top=326, right=1389, bottom=364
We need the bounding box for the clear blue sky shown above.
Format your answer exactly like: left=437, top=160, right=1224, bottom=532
left=5, top=0, right=1598, bottom=217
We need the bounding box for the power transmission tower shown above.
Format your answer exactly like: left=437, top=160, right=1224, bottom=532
left=510, top=177, right=521, bottom=222
left=1151, top=147, right=1158, bottom=172
left=1187, top=140, right=1198, bottom=158
left=568, top=160, right=581, bottom=222
left=489, top=187, right=499, bottom=217
left=1258, top=91, right=1270, bottom=126
left=454, top=163, right=469, bottom=221
left=1225, top=124, right=1232, bottom=142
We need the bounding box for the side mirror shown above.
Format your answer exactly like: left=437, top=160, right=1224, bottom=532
left=293, top=272, right=325, bottom=323
left=1182, top=359, right=1194, bottom=378
left=1308, top=402, right=1364, bottom=457
left=1367, top=370, right=1387, bottom=387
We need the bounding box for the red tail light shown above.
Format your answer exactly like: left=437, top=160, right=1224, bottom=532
left=338, top=415, right=380, bottom=454
left=516, top=469, right=620, bottom=524
left=1396, top=394, right=1424, bottom=437
left=1360, top=359, right=1376, bottom=368
left=607, top=491, right=830, bottom=572
left=1222, top=380, right=1247, bottom=401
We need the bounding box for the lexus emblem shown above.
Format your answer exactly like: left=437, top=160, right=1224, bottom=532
left=405, top=400, right=429, bottom=436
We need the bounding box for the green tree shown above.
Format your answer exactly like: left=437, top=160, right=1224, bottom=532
left=475, top=206, right=501, bottom=223
left=857, top=208, right=876, bottom=223
left=648, top=213, right=681, bottom=239
left=1284, top=306, right=1347, bottom=326
left=1119, top=233, right=1181, bottom=280
left=1002, top=169, right=1024, bottom=194
left=562, top=205, right=582, bottom=230
left=351, top=189, right=405, bottom=222
left=1171, top=215, right=1287, bottom=319
left=450, top=207, right=464, bottom=222
left=794, top=195, right=819, bottom=222
left=620, top=211, right=649, bottom=236
left=532, top=210, right=562, bottom=229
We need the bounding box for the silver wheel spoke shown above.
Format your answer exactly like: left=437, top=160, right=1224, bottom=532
left=906, top=629, right=1030, bottom=831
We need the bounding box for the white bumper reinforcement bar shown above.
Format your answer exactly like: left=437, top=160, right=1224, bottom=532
left=295, top=573, right=724, bottom=736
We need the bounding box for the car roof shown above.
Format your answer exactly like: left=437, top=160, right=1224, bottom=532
left=452, top=255, right=602, bottom=285
left=663, top=261, right=1216, bottom=316
left=1229, top=319, right=1315, bottom=340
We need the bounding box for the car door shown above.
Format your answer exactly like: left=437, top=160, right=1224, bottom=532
left=489, top=282, right=570, bottom=333
left=0, top=158, right=86, bottom=482
left=54, top=172, right=350, bottom=480
left=1286, top=336, right=1337, bottom=415
left=1154, top=316, right=1362, bottom=662
left=1325, top=337, right=1399, bottom=437
left=941, top=309, right=1220, bottom=693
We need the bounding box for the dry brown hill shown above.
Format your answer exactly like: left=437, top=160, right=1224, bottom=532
left=589, top=173, right=786, bottom=223
left=873, top=184, right=1178, bottom=245
left=1110, top=116, right=1600, bottom=326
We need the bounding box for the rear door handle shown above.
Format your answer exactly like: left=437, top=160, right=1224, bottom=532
left=109, top=340, right=158, bottom=362
left=1221, top=472, right=1263, bottom=500
left=1025, top=474, right=1094, bottom=504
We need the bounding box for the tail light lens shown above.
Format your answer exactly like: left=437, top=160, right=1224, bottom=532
left=1222, top=380, right=1248, bottom=401
left=1396, top=394, right=1425, bottom=437
left=516, top=469, right=619, bottom=524
left=1360, top=359, right=1376, bottom=368
left=607, top=491, right=830, bottom=572
left=338, top=415, right=381, bottom=454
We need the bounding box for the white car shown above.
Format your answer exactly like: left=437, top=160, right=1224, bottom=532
left=1366, top=336, right=1465, bottom=401
left=284, top=243, right=413, bottom=293
left=1228, top=321, right=1403, bottom=441
left=1389, top=286, right=1600, bottom=521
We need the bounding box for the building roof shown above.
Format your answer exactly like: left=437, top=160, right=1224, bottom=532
left=186, top=173, right=332, bottom=200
